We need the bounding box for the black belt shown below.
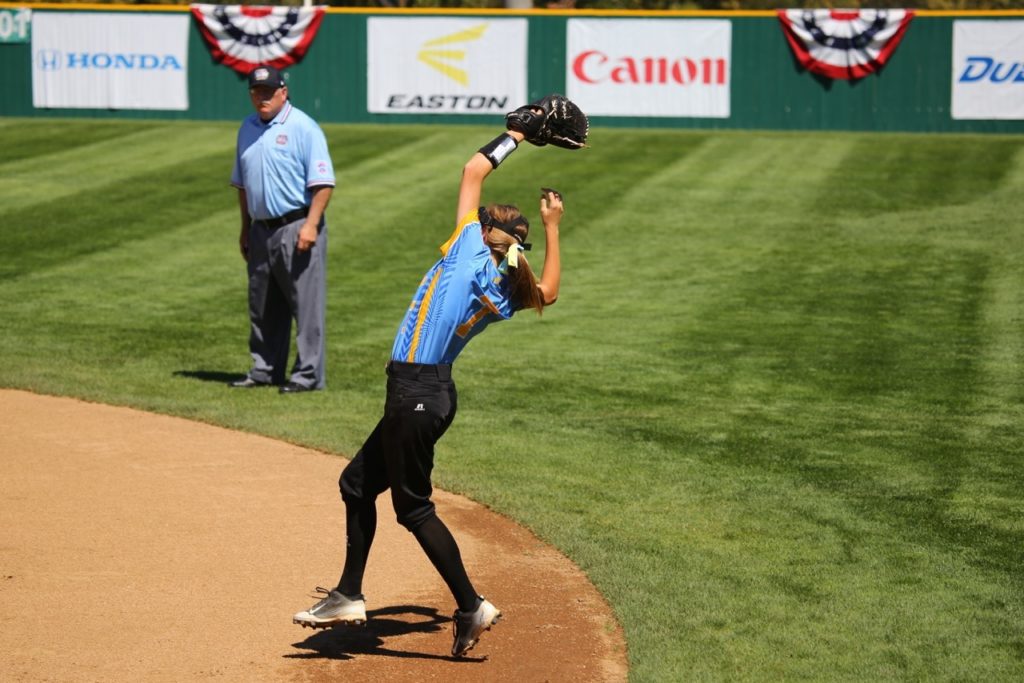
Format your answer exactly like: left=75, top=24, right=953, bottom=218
left=387, top=361, right=452, bottom=381
left=253, top=206, right=309, bottom=230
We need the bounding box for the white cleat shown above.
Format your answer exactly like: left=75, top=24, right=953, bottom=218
left=292, top=587, right=367, bottom=629
left=452, top=597, right=502, bottom=657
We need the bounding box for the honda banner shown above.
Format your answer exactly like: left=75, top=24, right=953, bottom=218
left=32, top=12, right=189, bottom=111
left=566, top=19, right=731, bottom=118
left=367, top=17, right=527, bottom=115
left=952, top=21, right=1024, bottom=120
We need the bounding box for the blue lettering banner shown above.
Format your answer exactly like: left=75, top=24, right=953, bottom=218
left=31, top=12, right=189, bottom=110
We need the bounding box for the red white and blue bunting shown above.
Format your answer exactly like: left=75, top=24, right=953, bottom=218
left=778, top=9, right=915, bottom=80
left=190, top=4, right=326, bottom=75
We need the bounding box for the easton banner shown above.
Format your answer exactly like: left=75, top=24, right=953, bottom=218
left=952, top=21, right=1024, bottom=120
left=778, top=9, right=914, bottom=80
left=566, top=19, right=731, bottom=118
left=367, top=17, right=527, bottom=115
left=32, top=12, right=188, bottom=110
left=190, top=4, right=326, bottom=75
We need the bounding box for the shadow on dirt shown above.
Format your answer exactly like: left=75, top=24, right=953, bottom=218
left=286, top=604, right=488, bottom=663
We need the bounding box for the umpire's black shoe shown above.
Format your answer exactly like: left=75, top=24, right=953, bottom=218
left=228, top=377, right=270, bottom=389
left=280, top=382, right=316, bottom=394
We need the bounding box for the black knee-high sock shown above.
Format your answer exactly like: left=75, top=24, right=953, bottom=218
left=337, top=500, right=376, bottom=597
left=412, top=514, right=479, bottom=612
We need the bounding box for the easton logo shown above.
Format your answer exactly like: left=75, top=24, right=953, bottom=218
left=417, top=23, right=487, bottom=86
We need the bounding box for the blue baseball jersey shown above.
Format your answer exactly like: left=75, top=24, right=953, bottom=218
left=391, top=209, right=517, bottom=365
left=231, top=101, right=335, bottom=221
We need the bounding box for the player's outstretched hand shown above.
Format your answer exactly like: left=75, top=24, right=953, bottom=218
left=540, top=187, right=564, bottom=226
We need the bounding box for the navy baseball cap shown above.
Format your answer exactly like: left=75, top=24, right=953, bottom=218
left=248, top=65, right=285, bottom=89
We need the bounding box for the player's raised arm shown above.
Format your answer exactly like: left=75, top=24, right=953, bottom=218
left=537, top=188, right=563, bottom=306
left=455, top=130, right=526, bottom=226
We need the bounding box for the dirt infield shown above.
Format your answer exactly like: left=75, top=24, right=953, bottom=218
left=0, top=390, right=627, bottom=682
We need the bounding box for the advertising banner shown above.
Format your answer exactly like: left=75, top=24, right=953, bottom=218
left=32, top=12, right=189, bottom=111
left=566, top=19, right=731, bottom=118
left=952, top=21, right=1024, bottom=120
left=367, top=17, right=527, bottom=115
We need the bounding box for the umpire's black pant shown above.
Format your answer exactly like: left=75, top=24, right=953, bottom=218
left=340, top=361, right=457, bottom=530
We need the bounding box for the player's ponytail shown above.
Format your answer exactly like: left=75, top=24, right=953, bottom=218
left=482, top=204, right=545, bottom=313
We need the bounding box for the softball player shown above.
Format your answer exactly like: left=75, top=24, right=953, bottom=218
left=293, top=125, right=563, bottom=657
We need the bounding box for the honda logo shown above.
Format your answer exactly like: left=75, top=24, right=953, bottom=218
left=36, top=49, right=60, bottom=71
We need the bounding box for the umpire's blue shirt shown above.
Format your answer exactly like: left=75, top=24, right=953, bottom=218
left=231, top=101, right=335, bottom=221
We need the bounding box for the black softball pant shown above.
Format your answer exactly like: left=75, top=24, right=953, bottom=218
left=340, top=361, right=457, bottom=529
left=336, top=362, right=480, bottom=611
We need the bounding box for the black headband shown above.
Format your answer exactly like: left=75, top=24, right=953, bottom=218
left=478, top=206, right=531, bottom=251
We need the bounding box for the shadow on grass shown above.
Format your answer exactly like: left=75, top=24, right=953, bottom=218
left=286, top=604, right=486, bottom=663
left=173, top=370, right=245, bottom=384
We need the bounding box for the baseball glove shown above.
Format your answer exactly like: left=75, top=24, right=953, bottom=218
left=505, top=94, right=589, bottom=150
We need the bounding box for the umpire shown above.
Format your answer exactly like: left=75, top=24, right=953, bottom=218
left=229, top=65, right=335, bottom=394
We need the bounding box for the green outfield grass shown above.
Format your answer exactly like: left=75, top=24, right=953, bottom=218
left=1, top=118, right=1022, bottom=681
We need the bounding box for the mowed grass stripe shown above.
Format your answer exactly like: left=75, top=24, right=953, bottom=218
left=0, top=122, right=236, bottom=215
left=0, top=148, right=232, bottom=281
left=331, top=129, right=471, bottom=245
left=0, top=204, right=243, bottom=392
left=1, top=207, right=241, bottom=324
left=820, top=134, right=1023, bottom=216
left=547, top=133, right=856, bottom=376
left=638, top=132, right=858, bottom=227
left=0, top=119, right=165, bottom=165
left=322, top=125, right=434, bottom=172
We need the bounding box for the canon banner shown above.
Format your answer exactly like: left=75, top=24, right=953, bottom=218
left=952, top=21, right=1024, bottom=120
left=32, top=12, right=188, bottom=111
left=566, top=19, right=730, bottom=118
left=367, top=17, right=527, bottom=115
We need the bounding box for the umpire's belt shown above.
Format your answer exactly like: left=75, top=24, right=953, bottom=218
left=387, top=361, right=452, bottom=382
left=253, top=206, right=309, bottom=230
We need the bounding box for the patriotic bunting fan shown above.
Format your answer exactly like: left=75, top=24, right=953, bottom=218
left=191, top=4, right=326, bottom=75
left=778, top=9, right=915, bottom=80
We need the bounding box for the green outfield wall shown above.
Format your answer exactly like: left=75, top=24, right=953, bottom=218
left=1, top=5, right=1022, bottom=133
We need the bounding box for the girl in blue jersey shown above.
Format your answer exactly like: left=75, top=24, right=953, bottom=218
left=293, top=126, right=563, bottom=657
